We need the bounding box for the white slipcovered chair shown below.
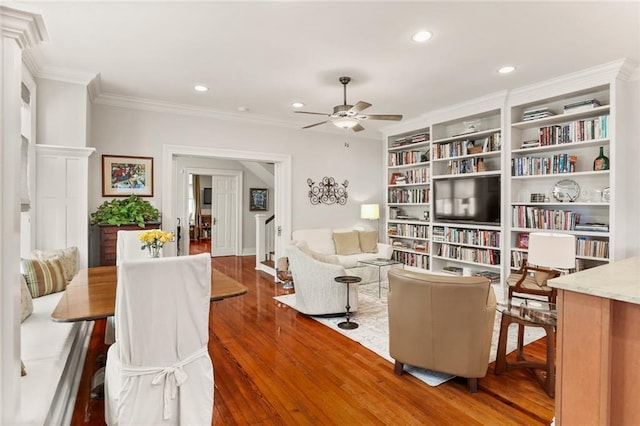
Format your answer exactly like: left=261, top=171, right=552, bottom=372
left=104, top=253, right=213, bottom=425
left=105, top=229, right=162, bottom=345
left=287, top=245, right=359, bottom=316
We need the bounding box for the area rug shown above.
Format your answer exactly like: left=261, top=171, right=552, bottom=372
left=274, top=281, right=545, bottom=387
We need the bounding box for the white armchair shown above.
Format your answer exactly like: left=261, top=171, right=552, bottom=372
left=287, top=245, right=359, bottom=316
left=104, top=254, right=213, bottom=425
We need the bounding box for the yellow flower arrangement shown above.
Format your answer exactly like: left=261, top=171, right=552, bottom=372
left=139, top=229, right=174, bottom=257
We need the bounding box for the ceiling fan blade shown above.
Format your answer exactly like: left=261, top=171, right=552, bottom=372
left=349, top=101, right=372, bottom=114
left=294, top=111, right=331, bottom=116
left=361, top=114, right=403, bottom=121
left=352, top=123, right=365, bottom=132
left=302, top=120, right=330, bottom=129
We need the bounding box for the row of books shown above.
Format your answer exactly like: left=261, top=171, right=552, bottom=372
left=432, top=226, right=500, bottom=248
left=392, top=132, right=429, bottom=147
left=392, top=251, right=429, bottom=269
left=576, top=237, right=609, bottom=258
left=441, top=266, right=463, bottom=276
left=387, top=223, right=429, bottom=239
left=436, top=244, right=501, bottom=265
left=511, top=154, right=577, bottom=176
left=388, top=150, right=425, bottom=167
left=445, top=157, right=488, bottom=174
left=388, top=188, right=429, bottom=204
left=512, top=206, right=581, bottom=230
left=389, top=167, right=429, bottom=185
left=574, top=223, right=609, bottom=232
left=432, top=133, right=501, bottom=159
left=538, top=115, right=608, bottom=145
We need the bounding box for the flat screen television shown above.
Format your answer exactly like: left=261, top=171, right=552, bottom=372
left=203, top=187, right=212, bottom=205
left=433, top=175, right=501, bottom=225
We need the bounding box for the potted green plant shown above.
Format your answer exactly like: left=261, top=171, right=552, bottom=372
left=90, top=195, right=160, bottom=227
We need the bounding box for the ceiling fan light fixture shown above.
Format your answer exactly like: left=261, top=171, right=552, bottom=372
left=333, top=117, right=359, bottom=129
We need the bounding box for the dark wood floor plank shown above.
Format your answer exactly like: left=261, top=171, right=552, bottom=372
left=71, top=249, right=554, bottom=425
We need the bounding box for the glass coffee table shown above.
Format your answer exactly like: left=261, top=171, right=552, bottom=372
left=357, top=258, right=404, bottom=297
left=494, top=298, right=557, bottom=397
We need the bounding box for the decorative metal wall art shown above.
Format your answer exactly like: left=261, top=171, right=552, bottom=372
left=307, top=177, right=349, bottom=205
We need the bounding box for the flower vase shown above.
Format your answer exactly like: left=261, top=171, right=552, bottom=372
left=148, top=245, right=161, bottom=258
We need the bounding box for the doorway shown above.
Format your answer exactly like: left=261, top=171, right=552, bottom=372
left=163, top=144, right=292, bottom=264
left=183, top=168, right=242, bottom=257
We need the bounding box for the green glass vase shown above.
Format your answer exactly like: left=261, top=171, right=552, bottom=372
left=593, top=146, right=609, bottom=171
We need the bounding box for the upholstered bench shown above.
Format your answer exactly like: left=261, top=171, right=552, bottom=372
left=17, top=247, right=92, bottom=425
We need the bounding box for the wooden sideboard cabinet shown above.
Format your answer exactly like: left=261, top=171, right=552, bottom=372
left=98, top=222, right=161, bottom=266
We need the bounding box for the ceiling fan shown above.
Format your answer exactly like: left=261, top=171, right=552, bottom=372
left=295, top=76, right=402, bottom=132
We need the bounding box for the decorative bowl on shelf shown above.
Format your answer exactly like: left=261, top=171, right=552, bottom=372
left=551, top=179, right=580, bottom=202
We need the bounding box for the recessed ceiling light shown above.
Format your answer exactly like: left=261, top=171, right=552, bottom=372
left=411, top=30, right=433, bottom=43
left=237, top=106, right=248, bottom=112
left=194, top=85, right=209, bottom=92
left=291, top=102, right=305, bottom=108
left=498, top=66, right=516, bottom=74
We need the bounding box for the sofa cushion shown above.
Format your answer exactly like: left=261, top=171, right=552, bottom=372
left=333, top=231, right=362, bottom=255
left=20, top=275, right=33, bottom=322
left=296, top=241, right=340, bottom=265
left=292, top=228, right=335, bottom=254
left=358, top=231, right=379, bottom=253
left=22, top=257, right=67, bottom=298
left=31, top=246, right=78, bottom=283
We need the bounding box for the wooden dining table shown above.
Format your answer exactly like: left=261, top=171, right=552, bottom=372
left=51, top=265, right=248, bottom=322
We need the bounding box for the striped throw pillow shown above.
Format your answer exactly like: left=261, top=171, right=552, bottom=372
left=21, top=257, right=67, bottom=298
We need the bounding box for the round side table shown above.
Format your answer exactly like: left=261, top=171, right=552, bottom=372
left=334, top=275, right=361, bottom=330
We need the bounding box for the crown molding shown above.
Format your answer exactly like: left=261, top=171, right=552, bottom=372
left=35, top=144, right=95, bottom=158
left=618, top=60, right=639, bottom=81
left=0, top=5, right=49, bottom=49
left=93, top=92, right=378, bottom=140
left=35, top=65, right=98, bottom=86
left=87, top=74, right=102, bottom=102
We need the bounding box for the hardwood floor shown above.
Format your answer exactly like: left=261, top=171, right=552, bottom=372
left=71, top=249, right=555, bottom=425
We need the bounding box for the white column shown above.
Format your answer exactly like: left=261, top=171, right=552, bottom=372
left=0, top=5, right=48, bottom=422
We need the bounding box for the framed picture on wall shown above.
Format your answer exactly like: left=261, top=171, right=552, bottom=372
left=102, top=155, right=154, bottom=197
left=249, top=188, right=268, bottom=211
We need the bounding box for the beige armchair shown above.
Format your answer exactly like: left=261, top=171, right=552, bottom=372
left=388, top=269, right=496, bottom=392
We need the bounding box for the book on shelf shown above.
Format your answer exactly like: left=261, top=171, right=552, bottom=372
left=473, top=270, right=501, bottom=283
left=563, top=98, right=601, bottom=113
left=574, top=223, right=609, bottom=232
left=442, top=266, right=463, bottom=276
left=521, top=139, right=540, bottom=149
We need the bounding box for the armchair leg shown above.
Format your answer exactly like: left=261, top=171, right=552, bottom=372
left=467, top=378, right=479, bottom=393
left=394, top=361, right=404, bottom=376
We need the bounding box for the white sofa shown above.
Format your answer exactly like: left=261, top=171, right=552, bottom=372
left=291, top=227, right=393, bottom=270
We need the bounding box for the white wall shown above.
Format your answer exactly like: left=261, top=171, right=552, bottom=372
left=89, top=103, right=384, bottom=238
left=36, top=78, right=88, bottom=147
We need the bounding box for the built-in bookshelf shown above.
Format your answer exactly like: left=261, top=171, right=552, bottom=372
left=383, top=60, right=636, bottom=281
left=386, top=129, right=431, bottom=271
left=508, top=82, right=614, bottom=273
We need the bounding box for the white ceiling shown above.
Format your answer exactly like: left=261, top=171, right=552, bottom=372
left=16, top=1, right=640, bottom=138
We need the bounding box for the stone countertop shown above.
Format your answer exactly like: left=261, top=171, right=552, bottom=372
left=549, top=256, right=640, bottom=305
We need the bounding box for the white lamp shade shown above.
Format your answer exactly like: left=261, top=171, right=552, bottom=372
left=527, top=233, right=576, bottom=269
left=360, top=204, right=380, bottom=220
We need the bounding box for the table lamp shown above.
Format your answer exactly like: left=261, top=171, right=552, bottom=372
left=360, top=204, right=380, bottom=235
left=527, top=233, right=576, bottom=273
